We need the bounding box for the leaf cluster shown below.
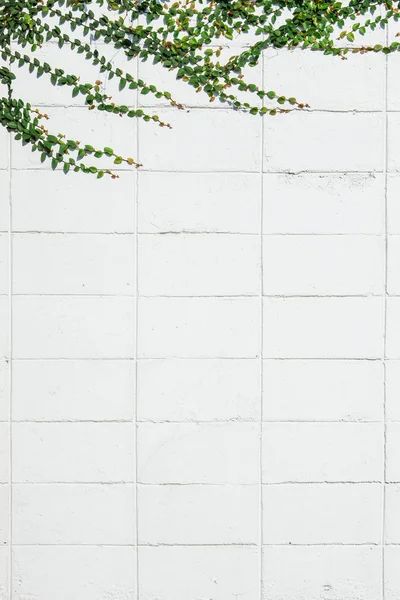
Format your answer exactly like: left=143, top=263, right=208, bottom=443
left=1, top=0, right=399, bottom=177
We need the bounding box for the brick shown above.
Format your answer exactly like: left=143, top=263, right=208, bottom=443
left=0, top=423, right=9, bottom=484
left=11, top=43, right=136, bottom=108
left=0, top=485, right=9, bottom=545
left=263, top=359, right=383, bottom=422
left=13, top=296, right=135, bottom=359
left=13, top=423, right=135, bottom=483
left=385, top=484, right=400, bottom=544
left=263, top=235, right=384, bottom=296
left=262, top=423, right=382, bottom=483
left=386, top=423, right=400, bottom=483
left=139, top=234, right=260, bottom=296
left=11, top=44, right=99, bottom=108
left=139, top=48, right=262, bottom=108
left=12, top=170, right=135, bottom=233
left=138, top=172, right=260, bottom=234
left=0, top=548, right=7, bottom=600
left=262, top=545, right=381, bottom=600
left=263, top=297, right=383, bottom=359
left=388, top=54, right=400, bottom=111
left=385, top=546, right=400, bottom=600
left=387, top=174, right=400, bottom=234
left=386, top=298, right=400, bottom=359
left=138, top=109, right=261, bottom=172
left=12, top=359, right=134, bottom=421
left=331, top=12, right=386, bottom=49
left=388, top=113, right=400, bottom=172
left=0, top=129, right=8, bottom=170
left=386, top=360, right=400, bottom=421
left=263, top=483, right=381, bottom=544
left=264, top=112, right=383, bottom=173
left=0, top=297, right=9, bottom=360
left=138, top=422, right=259, bottom=484
left=0, top=172, right=8, bottom=233
left=13, top=483, right=135, bottom=544
left=139, top=546, right=258, bottom=600
left=263, top=173, right=384, bottom=235
left=0, top=235, right=8, bottom=295
left=388, top=14, right=400, bottom=46
left=265, top=49, right=385, bottom=111
left=138, top=297, right=260, bottom=358
left=137, top=358, right=260, bottom=422
left=12, top=107, right=137, bottom=171
left=0, top=361, right=9, bottom=422
left=13, top=233, right=135, bottom=295
left=13, top=546, right=136, bottom=600
left=138, top=484, right=258, bottom=544
left=388, top=236, right=400, bottom=295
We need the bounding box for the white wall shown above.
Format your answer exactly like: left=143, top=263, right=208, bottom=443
left=0, top=33, right=399, bottom=600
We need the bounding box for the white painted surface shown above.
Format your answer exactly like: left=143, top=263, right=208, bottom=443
left=0, top=36, right=398, bottom=600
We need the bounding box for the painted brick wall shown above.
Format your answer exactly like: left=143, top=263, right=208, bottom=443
left=0, top=18, right=399, bottom=600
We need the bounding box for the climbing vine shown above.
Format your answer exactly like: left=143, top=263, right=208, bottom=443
left=0, top=0, right=399, bottom=177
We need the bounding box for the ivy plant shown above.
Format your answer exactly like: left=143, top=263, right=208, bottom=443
left=0, top=0, right=399, bottom=178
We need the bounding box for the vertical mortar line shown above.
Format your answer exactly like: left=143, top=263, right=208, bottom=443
left=134, top=26, right=140, bottom=600
left=259, top=46, right=265, bottom=600
left=381, top=21, right=389, bottom=600
left=7, top=129, right=13, bottom=600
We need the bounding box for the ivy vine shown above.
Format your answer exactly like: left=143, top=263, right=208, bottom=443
left=0, top=0, right=399, bottom=178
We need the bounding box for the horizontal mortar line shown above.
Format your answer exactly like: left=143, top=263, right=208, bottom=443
left=10, top=542, right=259, bottom=547
left=136, top=232, right=386, bottom=237
left=0, top=293, right=394, bottom=299
left=138, top=481, right=385, bottom=486
left=11, top=481, right=137, bottom=485
left=0, top=481, right=138, bottom=486
left=1, top=418, right=389, bottom=424
left=8, top=542, right=391, bottom=548
left=259, top=419, right=388, bottom=424
left=1, top=357, right=135, bottom=361
left=6, top=168, right=135, bottom=174
left=142, top=107, right=392, bottom=114
left=8, top=419, right=136, bottom=424
left=133, top=542, right=383, bottom=547
left=5, top=481, right=389, bottom=487
left=134, top=481, right=386, bottom=486
left=138, top=419, right=386, bottom=424
left=9, top=542, right=400, bottom=548
left=5, top=419, right=253, bottom=424
left=138, top=294, right=387, bottom=299
left=8, top=293, right=137, bottom=298
left=260, top=542, right=383, bottom=547
left=6, top=481, right=253, bottom=486
left=0, top=231, right=391, bottom=236
left=262, top=543, right=400, bottom=547
left=9, top=481, right=256, bottom=486
left=3, top=168, right=389, bottom=175
left=9, top=103, right=391, bottom=114
left=133, top=169, right=388, bottom=175
left=3, top=357, right=389, bottom=362
left=3, top=231, right=388, bottom=236
left=261, top=480, right=384, bottom=485
left=2, top=293, right=391, bottom=299
left=139, top=232, right=387, bottom=236
left=133, top=356, right=387, bottom=361
left=8, top=231, right=137, bottom=235
left=1, top=168, right=386, bottom=175
left=261, top=481, right=385, bottom=486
